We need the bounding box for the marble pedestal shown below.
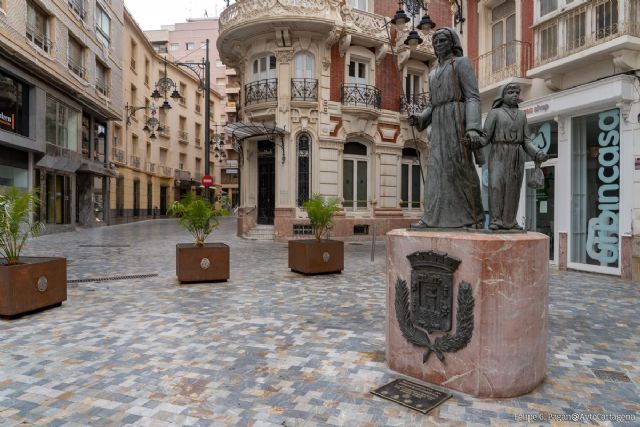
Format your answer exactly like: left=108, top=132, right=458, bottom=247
left=386, top=229, right=549, bottom=398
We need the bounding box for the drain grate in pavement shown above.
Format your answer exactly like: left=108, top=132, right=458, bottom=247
left=78, top=244, right=131, bottom=248
left=68, top=273, right=158, bottom=284
left=592, top=369, right=632, bottom=383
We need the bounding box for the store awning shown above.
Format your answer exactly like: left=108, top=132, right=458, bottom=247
left=224, top=122, right=287, bottom=142
left=35, top=155, right=82, bottom=174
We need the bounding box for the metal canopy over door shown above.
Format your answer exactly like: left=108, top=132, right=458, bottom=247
left=257, top=140, right=275, bottom=225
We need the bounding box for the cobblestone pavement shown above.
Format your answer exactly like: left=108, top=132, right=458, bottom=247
left=1, top=219, right=638, bottom=427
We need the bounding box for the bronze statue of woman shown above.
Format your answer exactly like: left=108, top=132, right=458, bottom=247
left=409, top=28, right=484, bottom=229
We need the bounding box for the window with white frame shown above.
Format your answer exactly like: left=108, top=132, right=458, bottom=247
left=68, top=0, right=84, bottom=18
left=538, top=21, right=558, bottom=61
left=294, top=52, right=314, bottom=79
left=595, top=0, right=618, bottom=39
left=491, top=0, right=516, bottom=72
left=95, top=3, right=110, bottom=47
left=186, top=42, right=195, bottom=50
left=405, top=71, right=422, bottom=99
left=252, top=55, right=277, bottom=81
left=348, top=59, right=368, bottom=86
left=564, top=7, right=586, bottom=51
left=343, top=142, right=368, bottom=211
left=400, top=147, right=422, bottom=209
left=539, top=0, right=557, bottom=17
left=170, top=43, right=179, bottom=51
left=348, top=0, right=367, bottom=11
left=67, top=35, right=85, bottom=78
left=297, top=133, right=311, bottom=207
left=26, top=1, right=51, bottom=53
left=45, top=96, right=79, bottom=150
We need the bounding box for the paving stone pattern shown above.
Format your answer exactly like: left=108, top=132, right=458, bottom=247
left=0, top=219, right=638, bottom=426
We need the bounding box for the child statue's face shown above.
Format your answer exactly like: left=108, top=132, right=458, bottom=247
left=503, top=86, right=520, bottom=107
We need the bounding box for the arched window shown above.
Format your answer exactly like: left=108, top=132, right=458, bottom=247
left=294, top=52, right=314, bottom=79
left=297, top=133, right=311, bottom=207
left=401, top=147, right=422, bottom=209
left=343, top=142, right=368, bottom=211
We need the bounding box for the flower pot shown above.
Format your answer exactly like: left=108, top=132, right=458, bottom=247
left=176, top=243, right=230, bottom=283
left=288, top=239, right=344, bottom=274
left=0, top=257, right=67, bottom=318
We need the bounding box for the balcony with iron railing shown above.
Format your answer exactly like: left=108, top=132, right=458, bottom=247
left=178, top=130, right=189, bottom=143
left=96, top=79, right=110, bottom=97
left=244, top=79, right=278, bottom=106
left=472, top=41, right=531, bottom=92
left=112, top=147, right=126, bottom=164
left=26, top=24, right=52, bottom=53
left=68, top=0, right=85, bottom=18
left=341, top=84, right=381, bottom=114
left=291, top=78, right=318, bottom=102
left=529, top=0, right=640, bottom=77
left=158, top=124, right=170, bottom=138
left=175, top=169, right=191, bottom=181
left=130, top=155, right=141, bottom=169
left=159, top=165, right=173, bottom=177
left=68, top=57, right=86, bottom=79
left=145, top=162, right=156, bottom=174
left=399, top=93, right=429, bottom=117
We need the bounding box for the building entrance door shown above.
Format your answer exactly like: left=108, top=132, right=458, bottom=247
left=525, top=165, right=555, bottom=262
left=257, top=140, right=275, bottom=225
left=160, top=186, right=168, bottom=215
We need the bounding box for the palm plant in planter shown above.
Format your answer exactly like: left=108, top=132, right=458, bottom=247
left=169, top=193, right=229, bottom=283
left=288, top=194, right=344, bottom=275
left=0, top=188, right=67, bottom=317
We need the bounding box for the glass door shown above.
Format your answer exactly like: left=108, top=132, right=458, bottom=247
left=525, top=165, right=556, bottom=262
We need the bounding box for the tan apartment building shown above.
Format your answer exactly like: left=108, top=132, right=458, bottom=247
left=110, top=10, right=224, bottom=222
left=217, top=0, right=455, bottom=240
left=0, top=0, right=123, bottom=232
left=461, top=0, right=640, bottom=280
left=144, top=17, right=241, bottom=207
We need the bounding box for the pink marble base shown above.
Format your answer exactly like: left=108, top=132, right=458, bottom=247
left=386, top=229, right=549, bottom=398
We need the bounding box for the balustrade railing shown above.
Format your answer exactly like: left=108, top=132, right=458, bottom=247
left=244, top=78, right=278, bottom=105
left=26, top=24, right=52, bottom=53
left=130, top=155, right=141, bottom=169
left=472, top=40, right=531, bottom=89
left=291, top=78, right=318, bottom=101
left=400, top=93, right=429, bottom=116
left=341, top=84, right=381, bottom=110
left=533, top=0, right=640, bottom=66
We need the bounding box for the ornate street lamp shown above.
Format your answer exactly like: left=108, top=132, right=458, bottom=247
left=390, top=0, right=437, bottom=50
left=151, top=40, right=213, bottom=200
left=125, top=102, right=164, bottom=139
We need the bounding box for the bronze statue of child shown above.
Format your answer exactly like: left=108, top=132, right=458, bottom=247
left=482, top=83, right=548, bottom=230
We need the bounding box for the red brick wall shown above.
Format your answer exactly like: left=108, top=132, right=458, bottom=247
left=374, top=0, right=398, bottom=17
left=330, top=44, right=344, bottom=102
left=467, top=0, right=479, bottom=61
left=376, top=54, right=400, bottom=111
left=521, top=0, right=534, bottom=71
left=428, top=0, right=455, bottom=29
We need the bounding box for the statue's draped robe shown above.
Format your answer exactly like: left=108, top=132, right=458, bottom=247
left=483, top=107, right=540, bottom=229
left=415, top=57, right=484, bottom=228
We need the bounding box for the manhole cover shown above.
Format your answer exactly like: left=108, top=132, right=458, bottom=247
left=592, top=369, right=632, bottom=383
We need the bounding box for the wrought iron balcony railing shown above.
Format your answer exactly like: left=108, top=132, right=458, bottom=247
left=244, top=78, right=278, bottom=105
left=174, top=169, right=191, bottom=181
left=130, top=155, right=141, bottom=169
left=68, top=0, right=84, bottom=18
left=26, top=24, right=52, bottom=53
left=145, top=162, right=156, bottom=173
left=341, top=84, right=381, bottom=110
left=472, top=40, right=531, bottom=89
left=68, top=57, right=85, bottom=79
left=178, top=130, right=189, bottom=142
left=96, top=79, right=109, bottom=97
left=533, top=0, right=640, bottom=67
left=159, top=165, right=172, bottom=177
left=112, top=148, right=126, bottom=164
left=291, top=78, right=318, bottom=101
left=400, top=93, right=429, bottom=116
left=158, top=124, right=170, bottom=138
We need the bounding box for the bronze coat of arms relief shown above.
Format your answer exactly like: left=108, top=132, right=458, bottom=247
left=395, top=250, right=475, bottom=363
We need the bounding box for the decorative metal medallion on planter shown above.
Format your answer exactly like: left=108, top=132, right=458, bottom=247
left=395, top=250, right=475, bottom=363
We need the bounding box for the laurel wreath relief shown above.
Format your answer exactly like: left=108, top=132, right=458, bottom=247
left=395, top=278, right=475, bottom=363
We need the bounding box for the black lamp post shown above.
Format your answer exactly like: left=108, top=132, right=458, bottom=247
left=151, top=40, right=212, bottom=200
left=391, top=0, right=437, bottom=50
left=125, top=103, right=163, bottom=139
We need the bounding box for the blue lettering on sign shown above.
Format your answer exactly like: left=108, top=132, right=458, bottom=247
left=586, top=109, right=620, bottom=266
left=532, top=122, right=551, bottom=154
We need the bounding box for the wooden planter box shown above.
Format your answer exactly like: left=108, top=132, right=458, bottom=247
left=288, top=239, right=344, bottom=274
left=0, top=257, right=67, bottom=318
left=176, top=243, right=230, bottom=283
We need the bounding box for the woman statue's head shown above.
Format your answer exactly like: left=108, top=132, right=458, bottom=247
left=431, top=28, right=464, bottom=60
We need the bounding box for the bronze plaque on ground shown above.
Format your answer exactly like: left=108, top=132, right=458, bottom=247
left=371, top=379, right=451, bottom=414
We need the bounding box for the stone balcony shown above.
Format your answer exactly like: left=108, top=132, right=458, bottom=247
left=472, top=40, right=532, bottom=96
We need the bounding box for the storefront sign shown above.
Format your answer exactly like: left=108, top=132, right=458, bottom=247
left=586, top=109, right=619, bottom=266
left=0, top=111, right=14, bottom=129
left=523, top=103, right=550, bottom=115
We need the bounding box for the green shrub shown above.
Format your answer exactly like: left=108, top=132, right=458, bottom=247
left=0, top=188, right=45, bottom=265
left=168, top=193, right=226, bottom=246
left=302, top=194, right=341, bottom=242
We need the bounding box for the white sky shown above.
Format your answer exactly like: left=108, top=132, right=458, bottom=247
left=124, top=0, right=229, bottom=30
